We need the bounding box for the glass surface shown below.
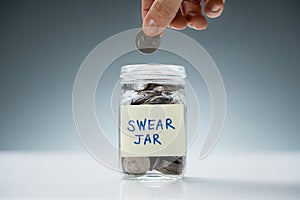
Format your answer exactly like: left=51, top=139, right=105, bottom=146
left=119, top=64, right=187, bottom=180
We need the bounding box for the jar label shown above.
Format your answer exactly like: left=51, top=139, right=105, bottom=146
left=120, top=104, right=186, bottom=157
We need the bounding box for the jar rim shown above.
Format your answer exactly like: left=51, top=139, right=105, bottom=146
left=120, top=64, right=186, bottom=79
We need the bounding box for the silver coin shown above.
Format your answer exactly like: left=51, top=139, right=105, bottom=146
left=162, top=90, right=174, bottom=96
left=164, top=156, right=184, bottom=164
left=144, top=96, right=175, bottom=104
left=150, top=157, right=160, bottom=171
left=160, top=159, right=180, bottom=169
left=133, top=83, right=147, bottom=91
left=143, top=83, right=160, bottom=91
left=140, top=90, right=157, bottom=97
left=153, top=86, right=165, bottom=92
left=135, top=30, right=161, bottom=54
left=122, top=157, right=150, bottom=175
left=155, top=157, right=184, bottom=175
left=157, top=166, right=182, bottom=175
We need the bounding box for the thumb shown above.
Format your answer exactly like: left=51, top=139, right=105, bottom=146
left=143, top=0, right=183, bottom=36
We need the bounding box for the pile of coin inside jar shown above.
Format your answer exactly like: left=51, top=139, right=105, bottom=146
left=121, top=83, right=185, bottom=175
left=122, top=156, right=185, bottom=175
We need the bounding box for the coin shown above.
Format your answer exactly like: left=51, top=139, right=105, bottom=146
left=135, top=30, right=161, bottom=54
left=156, top=156, right=184, bottom=175
left=153, top=86, right=165, bottom=92
left=122, top=157, right=150, bottom=175
left=131, top=95, right=149, bottom=105
left=143, top=83, right=160, bottom=91
left=133, top=83, right=147, bottom=91
left=149, top=157, right=160, bottom=171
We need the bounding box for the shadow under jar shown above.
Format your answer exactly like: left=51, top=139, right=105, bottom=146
left=119, top=64, right=187, bottom=180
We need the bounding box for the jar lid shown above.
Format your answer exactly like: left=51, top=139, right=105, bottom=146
left=120, top=64, right=186, bottom=84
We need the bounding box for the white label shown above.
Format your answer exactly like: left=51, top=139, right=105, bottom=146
left=120, top=104, right=186, bottom=157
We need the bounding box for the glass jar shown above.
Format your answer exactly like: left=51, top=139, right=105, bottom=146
left=119, top=64, right=187, bottom=180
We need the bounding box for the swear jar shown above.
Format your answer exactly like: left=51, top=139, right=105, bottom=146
left=119, top=64, right=187, bottom=180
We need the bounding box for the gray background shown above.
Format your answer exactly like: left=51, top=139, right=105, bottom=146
left=0, top=0, right=299, bottom=152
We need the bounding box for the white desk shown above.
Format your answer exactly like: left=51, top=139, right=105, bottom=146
left=1, top=152, right=299, bottom=199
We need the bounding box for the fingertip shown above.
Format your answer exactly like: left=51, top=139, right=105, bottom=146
left=169, top=24, right=187, bottom=30
left=169, top=11, right=188, bottom=30
left=143, top=18, right=165, bottom=36
left=205, top=7, right=224, bottom=19
left=186, top=12, right=208, bottom=30
left=204, top=0, right=224, bottom=18
left=188, top=22, right=208, bottom=30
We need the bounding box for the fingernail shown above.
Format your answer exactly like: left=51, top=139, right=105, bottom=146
left=187, top=23, right=197, bottom=29
left=143, top=19, right=160, bottom=36
left=211, top=4, right=221, bottom=12
left=188, top=23, right=203, bottom=30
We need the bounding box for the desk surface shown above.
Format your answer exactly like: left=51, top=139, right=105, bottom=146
left=1, top=152, right=300, bottom=199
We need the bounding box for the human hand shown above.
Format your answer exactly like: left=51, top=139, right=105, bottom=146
left=142, top=0, right=224, bottom=36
